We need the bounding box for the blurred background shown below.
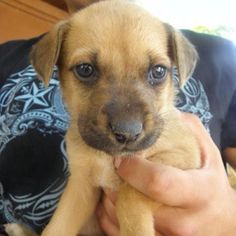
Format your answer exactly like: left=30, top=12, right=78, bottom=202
left=0, top=0, right=235, bottom=44
left=139, top=0, right=236, bottom=44
left=0, top=0, right=68, bottom=43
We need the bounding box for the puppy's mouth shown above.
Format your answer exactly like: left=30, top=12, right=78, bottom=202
left=78, top=120, right=163, bottom=156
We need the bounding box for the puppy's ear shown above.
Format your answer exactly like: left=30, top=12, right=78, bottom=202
left=30, top=21, right=69, bottom=86
left=165, top=24, right=198, bottom=86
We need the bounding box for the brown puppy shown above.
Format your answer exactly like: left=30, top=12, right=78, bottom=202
left=5, top=0, right=200, bottom=235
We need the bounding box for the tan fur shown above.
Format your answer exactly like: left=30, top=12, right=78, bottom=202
left=8, top=1, right=200, bottom=236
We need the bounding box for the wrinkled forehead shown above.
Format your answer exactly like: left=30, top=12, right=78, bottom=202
left=64, top=1, right=170, bottom=69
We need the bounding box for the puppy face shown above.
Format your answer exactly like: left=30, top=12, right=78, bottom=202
left=31, top=1, right=198, bottom=156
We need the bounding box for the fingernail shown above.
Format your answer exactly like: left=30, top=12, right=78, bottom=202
left=95, top=206, right=101, bottom=217
left=113, top=157, right=122, bottom=169
left=103, top=188, right=117, bottom=203
left=103, top=188, right=112, bottom=195
left=174, top=108, right=181, bottom=116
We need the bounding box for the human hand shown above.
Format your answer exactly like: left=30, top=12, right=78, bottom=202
left=224, top=147, right=236, bottom=169
left=96, top=113, right=236, bottom=236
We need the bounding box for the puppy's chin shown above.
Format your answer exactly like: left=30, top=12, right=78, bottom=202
left=78, top=124, right=162, bottom=156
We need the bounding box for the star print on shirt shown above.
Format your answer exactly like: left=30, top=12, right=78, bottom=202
left=15, top=82, right=54, bottom=113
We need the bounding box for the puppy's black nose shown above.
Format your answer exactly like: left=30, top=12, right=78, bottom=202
left=110, top=120, right=143, bottom=143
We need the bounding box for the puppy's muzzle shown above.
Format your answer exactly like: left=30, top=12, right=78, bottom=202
left=78, top=98, right=162, bottom=155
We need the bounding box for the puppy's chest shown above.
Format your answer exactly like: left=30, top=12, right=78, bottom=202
left=91, top=156, right=122, bottom=190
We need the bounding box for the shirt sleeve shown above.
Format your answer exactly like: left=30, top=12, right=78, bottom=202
left=0, top=36, right=42, bottom=89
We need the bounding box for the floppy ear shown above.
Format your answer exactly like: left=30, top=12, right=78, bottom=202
left=165, top=24, right=198, bottom=86
left=30, top=21, right=69, bottom=86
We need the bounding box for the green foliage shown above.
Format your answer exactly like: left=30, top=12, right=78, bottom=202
left=193, top=25, right=232, bottom=36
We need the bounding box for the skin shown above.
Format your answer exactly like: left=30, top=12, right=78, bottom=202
left=96, top=113, right=236, bottom=236
left=224, top=148, right=236, bottom=169
left=63, top=1, right=236, bottom=235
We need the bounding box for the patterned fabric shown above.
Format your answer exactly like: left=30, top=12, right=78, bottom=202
left=0, top=64, right=212, bottom=232
left=0, top=65, right=69, bottom=152
left=0, top=66, right=69, bottom=232
left=173, top=68, right=212, bottom=130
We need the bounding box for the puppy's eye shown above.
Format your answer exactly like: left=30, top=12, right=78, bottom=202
left=73, top=63, right=97, bottom=82
left=148, top=65, right=167, bottom=86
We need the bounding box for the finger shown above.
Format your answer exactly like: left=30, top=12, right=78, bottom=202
left=101, top=190, right=165, bottom=236
left=117, top=112, right=223, bottom=206
left=155, top=231, right=165, bottom=236
left=181, top=113, right=228, bottom=182
left=117, top=157, right=211, bottom=207
left=96, top=204, right=120, bottom=236
left=102, top=192, right=119, bottom=226
left=180, top=113, right=221, bottom=167
left=103, top=188, right=118, bottom=204
left=154, top=204, right=201, bottom=236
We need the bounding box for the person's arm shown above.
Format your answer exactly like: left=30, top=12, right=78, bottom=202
left=96, top=113, right=236, bottom=236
